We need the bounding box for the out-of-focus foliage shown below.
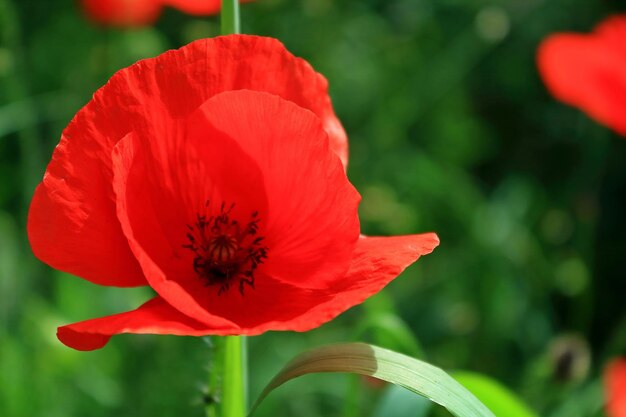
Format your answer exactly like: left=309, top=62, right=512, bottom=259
left=454, top=371, right=538, bottom=417
left=1, top=0, right=624, bottom=416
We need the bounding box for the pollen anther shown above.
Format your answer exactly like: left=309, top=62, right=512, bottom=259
left=182, top=201, right=268, bottom=295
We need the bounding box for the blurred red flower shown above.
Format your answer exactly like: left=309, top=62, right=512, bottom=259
left=28, top=35, right=438, bottom=351
left=606, top=359, right=626, bottom=417
left=537, top=15, right=626, bottom=136
left=81, top=0, right=253, bottom=27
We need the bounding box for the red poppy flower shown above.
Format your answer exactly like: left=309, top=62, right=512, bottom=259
left=81, top=0, right=254, bottom=27
left=606, top=359, right=626, bottom=417
left=537, top=15, right=626, bottom=136
left=28, top=35, right=438, bottom=351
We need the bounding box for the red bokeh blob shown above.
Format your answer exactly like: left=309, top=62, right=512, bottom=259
left=537, top=15, right=626, bottom=137
left=606, top=359, right=626, bottom=417
left=81, top=0, right=254, bottom=27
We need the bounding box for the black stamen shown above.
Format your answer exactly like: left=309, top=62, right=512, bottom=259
left=182, top=201, right=268, bottom=295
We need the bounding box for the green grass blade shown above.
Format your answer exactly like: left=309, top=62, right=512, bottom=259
left=453, top=371, right=539, bottom=417
left=250, top=343, right=496, bottom=417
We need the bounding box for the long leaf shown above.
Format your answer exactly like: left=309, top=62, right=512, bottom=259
left=250, top=343, right=495, bottom=417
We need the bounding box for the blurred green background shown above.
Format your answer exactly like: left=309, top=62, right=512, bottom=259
left=1, top=0, right=625, bottom=416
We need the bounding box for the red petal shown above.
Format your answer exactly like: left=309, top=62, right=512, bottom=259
left=58, top=234, right=439, bottom=350
left=27, top=147, right=146, bottom=287
left=195, top=90, right=360, bottom=289
left=57, top=297, right=235, bottom=351
left=112, top=91, right=358, bottom=325
left=155, top=272, right=337, bottom=334
left=155, top=35, right=347, bottom=165
left=111, top=129, right=266, bottom=325
left=280, top=233, right=440, bottom=331
left=81, top=0, right=162, bottom=27
left=537, top=15, right=626, bottom=136
left=28, top=35, right=344, bottom=287
left=605, top=359, right=626, bottom=417
left=183, top=233, right=439, bottom=334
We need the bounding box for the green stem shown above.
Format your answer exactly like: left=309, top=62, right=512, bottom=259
left=213, top=0, right=244, bottom=412
left=222, top=336, right=247, bottom=417
left=221, top=0, right=240, bottom=35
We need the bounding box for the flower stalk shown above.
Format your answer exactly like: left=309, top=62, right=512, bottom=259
left=215, top=4, right=245, bottom=416
left=221, top=0, right=240, bottom=35
left=221, top=336, right=247, bottom=417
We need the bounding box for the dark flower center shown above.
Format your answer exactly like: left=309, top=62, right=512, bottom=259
left=182, top=202, right=268, bottom=295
